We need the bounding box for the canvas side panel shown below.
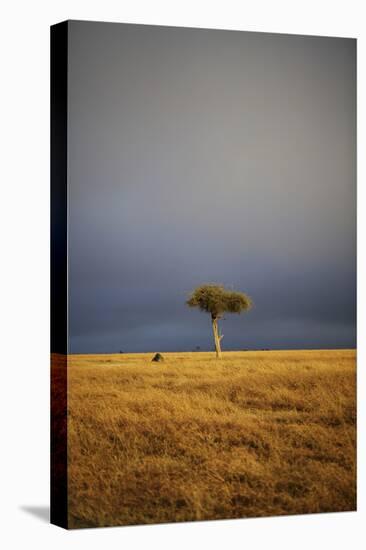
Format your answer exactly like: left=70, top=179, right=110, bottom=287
left=50, top=20, right=68, bottom=529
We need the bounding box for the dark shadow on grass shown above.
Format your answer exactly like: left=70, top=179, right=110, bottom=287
left=20, top=505, right=50, bottom=523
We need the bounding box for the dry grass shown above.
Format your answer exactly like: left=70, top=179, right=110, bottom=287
left=66, top=349, right=356, bottom=528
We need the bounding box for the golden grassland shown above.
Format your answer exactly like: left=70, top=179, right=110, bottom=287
left=65, top=349, right=356, bottom=528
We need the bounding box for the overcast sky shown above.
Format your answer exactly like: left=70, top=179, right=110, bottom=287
left=67, top=21, right=356, bottom=353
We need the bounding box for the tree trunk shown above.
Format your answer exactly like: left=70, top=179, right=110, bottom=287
left=212, top=316, right=223, bottom=359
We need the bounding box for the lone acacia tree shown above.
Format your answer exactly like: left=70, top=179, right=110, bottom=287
left=186, top=284, right=252, bottom=359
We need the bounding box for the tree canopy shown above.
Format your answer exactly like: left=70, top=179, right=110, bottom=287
left=186, top=284, right=252, bottom=319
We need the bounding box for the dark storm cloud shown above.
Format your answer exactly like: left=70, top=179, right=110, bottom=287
left=67, top=21, right=356, bottom=353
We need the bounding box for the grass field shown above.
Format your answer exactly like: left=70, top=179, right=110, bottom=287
left=66, top=349, right=356, bottom=528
